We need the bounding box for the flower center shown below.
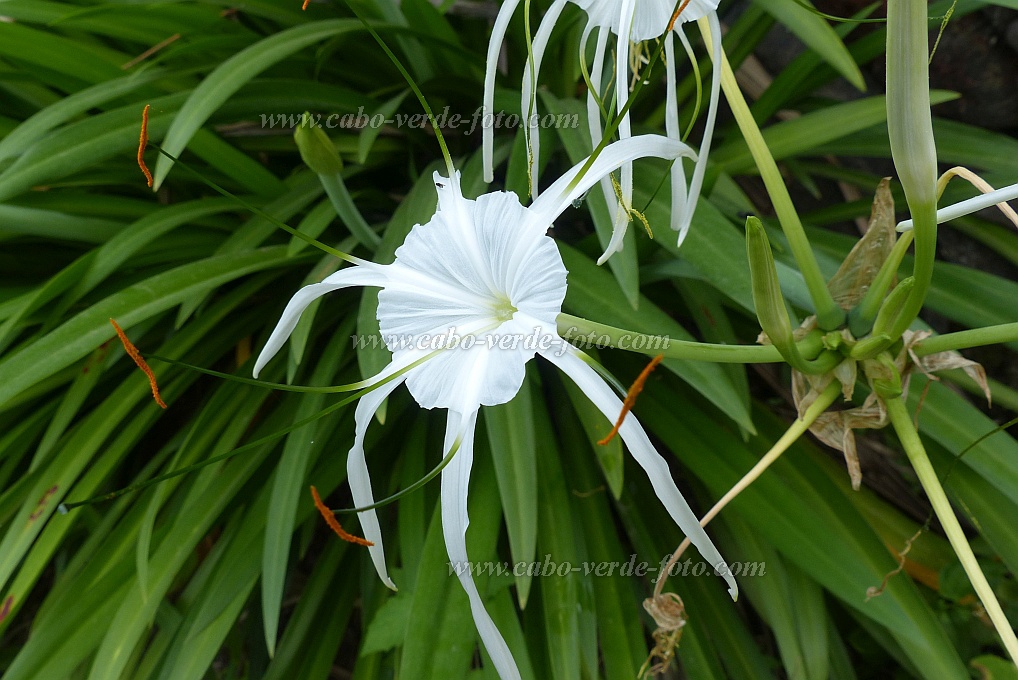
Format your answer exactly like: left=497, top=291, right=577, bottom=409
left=491, top=294, right=518, bottom=323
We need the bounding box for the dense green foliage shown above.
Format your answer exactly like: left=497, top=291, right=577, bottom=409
left=0, top=0, right=1017, bottom=678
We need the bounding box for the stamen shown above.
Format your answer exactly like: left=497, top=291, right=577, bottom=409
left=598, top=354, right=664, bottom=445
left=311, top=486, right=374, bottom=546
left=301, top=0, right=310, bottom=10
left=110, top=319, right=167, bottom=409
left=137, top=104, right=153, bottom=188
left=667, top=0, right=694, bottom=32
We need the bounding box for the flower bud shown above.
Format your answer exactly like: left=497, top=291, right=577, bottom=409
left=886, top=0, right=937, bottom=210
left=746, top=217, right=800, bottom=365
left=294, top=112, right=343, bottom=175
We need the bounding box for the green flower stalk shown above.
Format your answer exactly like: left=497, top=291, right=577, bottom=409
left=885, top=0, right=938, bottom=338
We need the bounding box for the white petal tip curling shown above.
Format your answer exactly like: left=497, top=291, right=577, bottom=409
left=595, top=238, right=623, bottom=266
left=896, top=219, right=913, bottom=232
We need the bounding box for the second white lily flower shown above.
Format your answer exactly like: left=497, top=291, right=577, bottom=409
left=483, top=0, right=723, bottom=264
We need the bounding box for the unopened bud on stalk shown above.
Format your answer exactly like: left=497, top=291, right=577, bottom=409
left=886, top=0, right=937, bottom=211
left=294, top=111, right=343, bottom=174
left=871, top=276, right=915, bottom=337
left=745, top=217, right=815, bottom=373
left=884, top=0, right=939, bottom=339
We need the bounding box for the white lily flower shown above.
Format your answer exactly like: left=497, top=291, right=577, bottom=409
left=254, top=136, right=736, bottom=680
left=483, top=0, right=722, bottom=264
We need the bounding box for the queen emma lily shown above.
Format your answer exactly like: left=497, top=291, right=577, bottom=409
left=254, top=136, right=737, bottom=679
left=483, top=0, right=722, bottom=263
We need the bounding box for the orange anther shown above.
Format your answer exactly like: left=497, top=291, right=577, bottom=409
left=301, top=0, right=310, bottom=9
left=110, top=319, right=166, bottom=408
left=599, top=354, right=664, bottom=445
left=137, top=104, right=153, bottom=188
left=667, top=0, right=693, bottom=31
left=311, top=486, right=374, bottom=547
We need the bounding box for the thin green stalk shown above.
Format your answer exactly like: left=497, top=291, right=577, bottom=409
left=698, top=18, right=843, bottom=331
left=912, top=322, right=1018, bottom=356
left=655, top=381, right=842, bottom=594
left=556, top=313, right=824, bottom=363
left=886, top=397, right=1018, bottom=665
left=850, top=230, right=914, bottom=337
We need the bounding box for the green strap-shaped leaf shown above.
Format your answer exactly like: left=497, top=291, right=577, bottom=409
left=152, top=19, right=362, bottom=189
left=751, top=0, right=865, bottom=90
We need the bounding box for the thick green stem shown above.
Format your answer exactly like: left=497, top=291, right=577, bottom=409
left=913, top=323, right=1018, bottom=356
left=698, top=19, right=843, bottom=331
left=886, top=397, right=1018, bottom=665
left=556, top=314, right=825, bottom=363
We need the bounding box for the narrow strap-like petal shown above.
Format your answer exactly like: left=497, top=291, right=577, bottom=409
left=665, top=32, right=689, bottom=238
left=521, top=0, right=569, bottom=200
left=582, top=26, right=628, bottom=266
left=441, top=409, right=523, bottom=680
left=528, top=135, right=695, bottom=229
left=897, top=181, right=1018, bottom=231
left=609, top=0, right=636, bottom=257
left=539, top=343, right=738, bottom=600
left=348, top=369, right=408, bottom=590
left=674, top=12, right=722, bottom=246
left=253, top=265, right=388, bottom=378
left=483, top=0, right=524, bottom=183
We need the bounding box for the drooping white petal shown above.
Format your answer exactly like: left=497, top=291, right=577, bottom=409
left=609, top=0, right=636, bottom=257
left=528, top=135, right=696, bottom=229
left=674, top=12, right=723, bottom=246
left=665, top=31, right=687, bottom=236
left=896, top=182, right=1018, bottom=231
left=484, top=0, right=524, bottom=183
left=582, top=24, right=625, bottom=267
left=441, top=409, right=522, bottom=680
left=522, top=0, right=569, bottom=200
left=348, top=370, right=408, bottom=590
left=253, top=265, right=389, bottom=378
left=539, top=341, right=738, bottom=600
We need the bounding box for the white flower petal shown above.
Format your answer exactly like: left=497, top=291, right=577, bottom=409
left=674, top=13, right=722, bottom=247
left=574, top=0, right=718, bottom=40
left=383, top=181, right=503, bottom=311
left=897, top=181, right=1018, bottom=231
left=665, top=32, right=688, bottom=240
left=582, top=25, right=628, bottom=266
left=539, top=343, right=738, bottom=600
left=348, top=369, right=408, bottom=590
left=528, top=135, right=695, bottom=228
left=522, top=0, right=570, bottom=200
left=612, top=0, right=635, bottom=243
left=402, top=321, right=531, bottom=411
left=484, top=0, right=524, bottom=183
left=441, top=409, right=523, bottom=680
left=253, top=265, right=388, bottom=378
